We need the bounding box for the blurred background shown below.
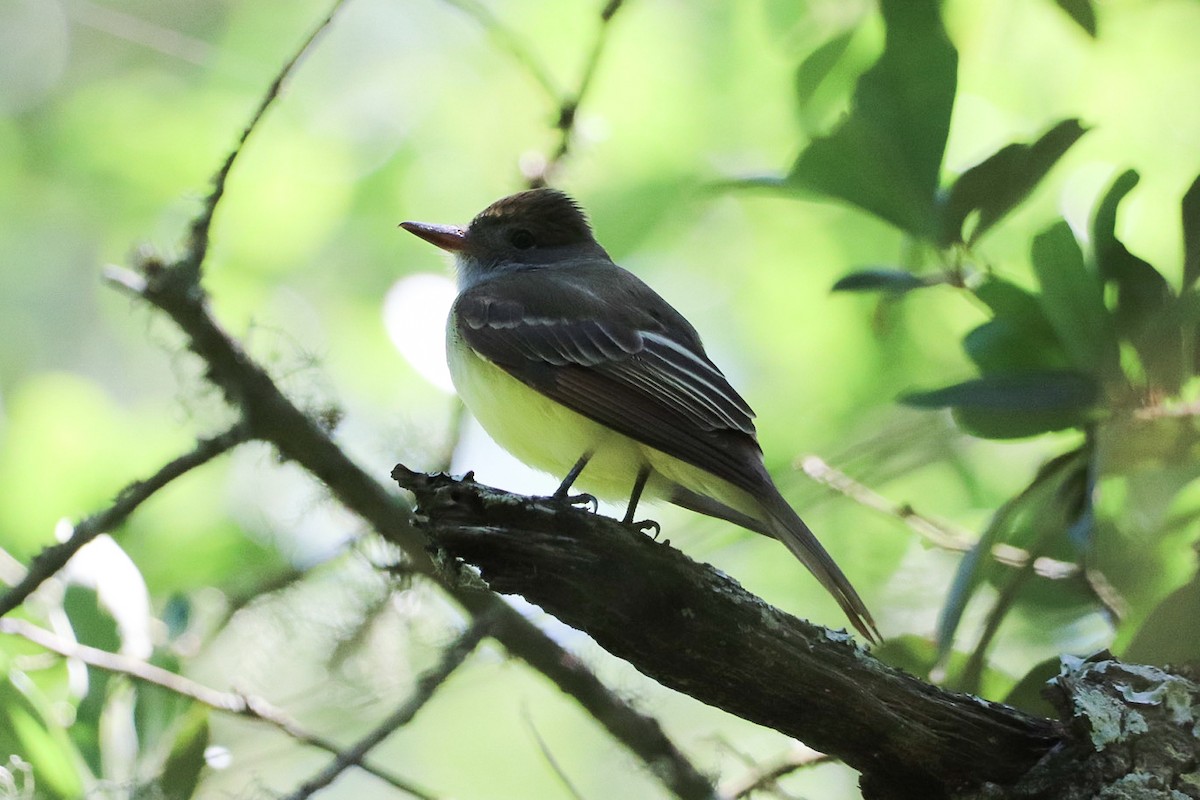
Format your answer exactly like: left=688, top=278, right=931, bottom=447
left=2, top=0, right=1199, bottom=797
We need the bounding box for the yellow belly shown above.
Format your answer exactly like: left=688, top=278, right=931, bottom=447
left=446, top=323, right=759, bottom=514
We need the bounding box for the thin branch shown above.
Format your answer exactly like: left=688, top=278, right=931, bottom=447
left=718, top=744, right=830, bottom=800
left=440, top=0, right=559, bottom=100
left=282, top=616, right=494, bottom=800
left=182, top=0, right=350, bottom=282
left=0, top=424, right=250, bottom=618
left=1132, top=398, right=1200, bottom=419
left=0, top=618, right=437, bottom=799
left=69, top=0, right=216, bottom=65
left=522, top=705, right=588, bottom=800
left=527, top=0, right=627, bottom=188
left=799, top=456, right=1080, bottom=580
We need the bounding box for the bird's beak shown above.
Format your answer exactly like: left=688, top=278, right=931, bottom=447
left=400, top=221, right=468, bottom=253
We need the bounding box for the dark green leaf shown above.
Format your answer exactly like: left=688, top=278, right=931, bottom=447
left=903, top=371, right=1097, bottom=411
left=1181, top=172, right=1200, bottom=291
left=964, top=320, right=1066, bottom=373
left=938, top=448, right=1088, bottom=665
left=967, top=278, right=1068, bottom=372
left=974, top=277, right=1054, bottom=326
left=1092, top=170, right=1173, bottom=331
left=786, top=0, right=957, bottom=239
left=1004, top=656, right=1062, bottom=717
left=1031, top=221, right=1121, bottom=381
left=936, top=526, right=994, bottom=664
left=1122, top=575, right=1200, bottom=667
left=795, top=31, right=855, bottom=113
left=831, top=267, right=929, bottom=293
left=1092, top=171, right=1178, bottom=388
left=938, top=119, right=1087, bottom=245
left=0, top=676, right=87, bottom=799
left=1053, top=0, right=1097, bottom=37
left=903, top=371, right=1098, bottom=438
left=157, top=708, right=210, bottom=800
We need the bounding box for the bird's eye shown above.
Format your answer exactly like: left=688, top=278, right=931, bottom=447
left=509, top=229, right=536, bottom=249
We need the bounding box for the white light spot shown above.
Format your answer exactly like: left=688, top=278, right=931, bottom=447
left=383, top=273, right=456, bottom=392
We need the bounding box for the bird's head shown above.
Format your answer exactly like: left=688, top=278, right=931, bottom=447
left=401, top=188, right=608, bottom=288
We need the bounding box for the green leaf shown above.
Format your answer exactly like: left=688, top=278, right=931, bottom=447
left=935, top=524, right=996, bottom=663
left=964, top=320, right=1065, bottom=374
left=157, top=707, right=210, bottom=800
left=1181, top=172, right=1200, bottom=291
left=937, top=448, right=1088, bottom=666
left=974, top=277, right=1055, bottom=326
left=1030, top=221, right=1121, bottom=381
left=938, top=119, right=1087, bottom=245
left=0, top=675, right=88, bottom=799
left=786, top=0, right=957, bottom=239
left=1053, top=0, right=1097, bottom=37
left=967, top=277, right=1069, bottom=372
left=795, top=31, right=855, bottom=114
left=1092, top=170, right=1173, bottom=332
left=1121, top=575, right=1200, bottom=667
left=902, top=371, right=1098, bottom=439
left=903, top=371, right=1097, bottom=411
left=831, top=267, right=929, bottom=293
left=1092, top=171, right=1179, bottom=389
left=1004, top=656, right=1062, bottom=718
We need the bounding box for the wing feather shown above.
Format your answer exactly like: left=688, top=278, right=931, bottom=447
left=454, top=265, right=763, bottom=492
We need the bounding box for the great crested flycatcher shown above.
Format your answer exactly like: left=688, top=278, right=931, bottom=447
left=402, top=188, right=879, bottom=643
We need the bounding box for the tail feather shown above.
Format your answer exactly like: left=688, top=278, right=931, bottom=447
left=762, top=498, right=880, bottom=644
left=669, top=481, right=880, bottom=644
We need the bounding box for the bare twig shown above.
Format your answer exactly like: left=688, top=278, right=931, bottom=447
left=523, top=705, right=587, bottom=800
left=527, top=0, right=627, bottom=187
left=799, top=456, right=1080, bottom=580
left=182, top=0, right=350, bottom=282
left=282, top=616, right=494, bottom=800
left=440, top=0, right=559, bottom=100
left=69, top=0, right=216, bottom=65
left=718, top=743, right=830, bottom=799
left=1133, top=399, right=1200, bottom=419
left=0, top=424, right=250, bottom=618
left=0, top=617, right=437, bottom=799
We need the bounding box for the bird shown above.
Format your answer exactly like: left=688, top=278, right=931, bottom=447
left=401, top=188, right=879, bottom=643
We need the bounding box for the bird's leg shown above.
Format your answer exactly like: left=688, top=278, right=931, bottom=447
left=553, top=451, right=597, bottom=512
left=622, top=465, right=661, bottom=538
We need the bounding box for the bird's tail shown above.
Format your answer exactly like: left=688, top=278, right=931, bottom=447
left=759, top=487, right=879, bottom=644
left=667, top=481, right=880, bottom=644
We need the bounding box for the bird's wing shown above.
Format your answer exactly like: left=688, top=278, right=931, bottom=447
left=453, top=265, right=763, bottom=493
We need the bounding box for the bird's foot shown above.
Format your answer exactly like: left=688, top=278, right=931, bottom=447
left=557, top=492, right=598, bottom=513
left=626, top=518, right=661, bottom=539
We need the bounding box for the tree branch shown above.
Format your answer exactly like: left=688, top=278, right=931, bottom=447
left=526, top=0, right=627, bottom=187
left=183, top=0, right=349, bottom=282
left=0, top=424, right=250, bottom=617
left=800, top=455, right=1080, bottom=580
left=282, top=616, right=493, bottom=800
left=101, top=258, right=714, bottom=798
left=0, top=617, right=436, bottom=799
left=395, top=468, right=1062, bottom=799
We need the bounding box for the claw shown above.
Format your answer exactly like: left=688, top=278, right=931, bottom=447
left=566, top=492, right=598, bottom=513
left=630, top=519, right=661, bottom=538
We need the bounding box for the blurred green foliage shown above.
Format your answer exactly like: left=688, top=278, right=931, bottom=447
left=1, top=0, right=1199, bottom=798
